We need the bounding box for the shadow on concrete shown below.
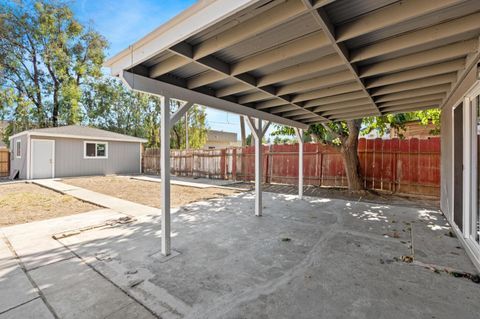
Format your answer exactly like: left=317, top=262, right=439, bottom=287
left=1, top=192, right=478, bottom=318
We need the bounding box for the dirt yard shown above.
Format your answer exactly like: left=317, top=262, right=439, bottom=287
left=63, top=176, right=240, bottom=208
left=0, top=183, right=98, bottom=227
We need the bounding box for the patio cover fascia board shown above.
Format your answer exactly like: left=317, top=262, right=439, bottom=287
left=121, top=71, right=309, bottom=129
left=105, top=0, right=260, bottom=76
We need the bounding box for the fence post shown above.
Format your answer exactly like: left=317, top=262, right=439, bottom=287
left=319, top=145, right=323, bottom=187
left=220, top=149, right=226, bottom=179
left=263, top=145, right=267, bottom=184
left=232, top=148, right=237, bottom=181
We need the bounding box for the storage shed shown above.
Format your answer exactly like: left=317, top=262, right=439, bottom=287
left=9, top=125, right=146, bottom=179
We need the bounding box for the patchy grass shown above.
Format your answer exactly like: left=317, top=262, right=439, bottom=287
left=0, top=183, right=98, bottom=227
left=63, top=176, right=241, bottom=208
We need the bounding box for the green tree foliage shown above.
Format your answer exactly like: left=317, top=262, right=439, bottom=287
left=0, top=0, right=107, bottom=130
left=0, top=1, right=208, bottom=149
left=82, top=77, right=208, bottom=149
left=245, top=133, right=268, bottom=146
left=170, top=100, right=208, bottom=149
left=362, top=109, right=441, bottom=138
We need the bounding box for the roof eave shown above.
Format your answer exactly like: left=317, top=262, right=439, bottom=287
left=104, top=0, right=260, bottom=76
left=10, top=131, right=147, bottom=143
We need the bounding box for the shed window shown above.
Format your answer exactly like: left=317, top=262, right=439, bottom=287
left=16, top=140, right=21, bottom=158
left=84, top=142, right=108, bottom=158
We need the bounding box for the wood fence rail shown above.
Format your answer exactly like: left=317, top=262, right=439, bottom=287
left=142, top=137, right=441, bottom=197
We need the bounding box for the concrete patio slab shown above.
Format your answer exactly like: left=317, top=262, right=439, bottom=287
left=29, top=258, right=155, bottom=319
left=0, top=298, right=53, bottom=319
left=1, top=182, right=478, bottom=318
left=1, top=209, right=122, bottom=271
left=0, top=206, right=157, bottom=319
left=0, top=266, right=39, bottom=314
left=0, top=239, right=40, bottom=315
left=50, top=192, right=479, bottom=319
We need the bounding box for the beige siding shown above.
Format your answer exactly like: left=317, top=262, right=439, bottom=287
left=9, top=134, right=28, bottom=179
left=47, top=137, right=141, bottom=178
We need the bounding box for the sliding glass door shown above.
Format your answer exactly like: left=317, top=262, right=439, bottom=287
left=453, top=102, right=463, bottom=231
left=470, top=94, right=480, bottom=247
left=452, top=81, right=480, bottom=262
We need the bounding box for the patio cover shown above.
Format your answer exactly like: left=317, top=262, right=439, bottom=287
left=105, top=0, right=480, bottom=255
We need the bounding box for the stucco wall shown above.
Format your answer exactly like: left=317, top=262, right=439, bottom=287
left=10, top=134, right=28, bottom=179
left=440, top=65, right=479, bottom=222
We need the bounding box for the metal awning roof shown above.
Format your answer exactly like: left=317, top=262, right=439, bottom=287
left=105, top=0, right=480, bottom=128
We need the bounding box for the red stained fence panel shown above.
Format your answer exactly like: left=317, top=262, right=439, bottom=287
left=143, top=137, right=441, bottom=197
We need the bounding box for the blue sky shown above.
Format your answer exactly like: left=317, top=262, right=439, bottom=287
left=71, top=0, right=271, bottom=140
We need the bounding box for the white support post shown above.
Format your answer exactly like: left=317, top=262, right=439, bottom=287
left=185, top=111, right=189, bottom=150
left=255, top=118, right=263, bottom=216
left=295, top=128, right=304, bottom=199
left=161, top=95, right=171, bottom=256
left=246, top=117, right=270, bottom=217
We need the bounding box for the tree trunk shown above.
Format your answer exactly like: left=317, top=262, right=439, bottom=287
left=52, top=88, right=59, bottom=127
left=340, top=119, right=365, bottom=192
left=240, top=116, right=246, bottom=146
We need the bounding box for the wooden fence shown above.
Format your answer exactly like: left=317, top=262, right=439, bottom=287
left=0, top=149, right=9, bottom=177
left=142, top=137, right=441, bottom=197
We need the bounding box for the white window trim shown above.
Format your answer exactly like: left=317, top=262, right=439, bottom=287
left=83, top=141, right=108, bottom=159
left=16, top=139, right=21, bottom=158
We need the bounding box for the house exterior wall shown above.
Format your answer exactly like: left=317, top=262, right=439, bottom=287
left=440, top=65, right=479, bottom=222
left=36, top=136, right=141, bottom=178
left=9, top=134, right=28, bottom=179
left=11, top=135, right=141, bottom=179
left=390, top=122, right=438, bottom=139
left=204, top=130, right=240, bottom=149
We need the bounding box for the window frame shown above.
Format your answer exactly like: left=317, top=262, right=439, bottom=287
left=15, top=140, right=21, bottom=158
left=83, top=141, right=108, bottom=159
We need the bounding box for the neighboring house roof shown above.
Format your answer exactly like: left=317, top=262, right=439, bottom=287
left=9, top=125, right=147, bottom=143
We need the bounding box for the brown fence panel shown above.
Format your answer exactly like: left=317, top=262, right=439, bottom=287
left=143, top=148, right=161, bottom=175
left=142, top=137, right=441, bottom=197
left=0, top=149, right=9, bottom=177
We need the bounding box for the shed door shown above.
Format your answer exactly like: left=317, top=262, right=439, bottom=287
left=31, top=140, right=54, bottom=179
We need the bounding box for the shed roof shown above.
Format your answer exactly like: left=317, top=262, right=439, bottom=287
left=10, top=125, right=147, bottom=143
left=105, top=0, right=480, bottom=127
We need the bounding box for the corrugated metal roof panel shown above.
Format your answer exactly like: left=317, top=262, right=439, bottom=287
left=188, top=0, right=284, bottom=45
left=169, top=62, right=208, bottom=78
left=250, top=46, right=336, bottom=77
left=274, top=65, right=348, bottom=86
left=142, top=51, right=174, bottom=68
left=345, top=1, right=480, bottom=49
left=207, top=77, right=239, bottom=90
left=324, top=0, right=398, bottom=25
left=355, top=32, right=479, bottom=67
left=212, top=13, right=320, bottom=63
